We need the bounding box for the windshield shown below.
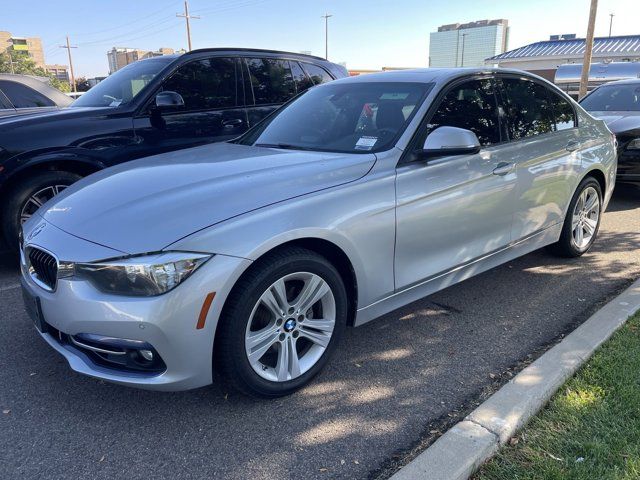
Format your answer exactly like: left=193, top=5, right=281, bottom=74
left=71, top=58, right=170, bottom=108
left=580, top=83, right=640, bottom=112
left=239, top=81, right=432, bottom=154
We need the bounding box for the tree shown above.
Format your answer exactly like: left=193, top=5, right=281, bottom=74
left=0, top=51, right=71, bottom=93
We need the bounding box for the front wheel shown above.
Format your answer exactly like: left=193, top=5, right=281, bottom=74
left=215, top=247, right=347, bottom=397
left=548, top=177, right=602, bottom=257
left=2, top=171, right=81, bottom=250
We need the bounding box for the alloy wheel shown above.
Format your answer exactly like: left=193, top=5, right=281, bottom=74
left=571, top=186, right=600, bottom=249
left=244, top=272, right=336, bottom=382
left=20, top=185, right=69, bottom=224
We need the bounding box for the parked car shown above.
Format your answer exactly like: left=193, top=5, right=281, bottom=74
left=0, top=74, right=72, bottom=118
left=66, top=91, right=85, bottom=100
left=0, top=48, right=347, bottom=248
left=20, top=68, right=616, bottom=397
left=580, top=78, right=640, bottom=186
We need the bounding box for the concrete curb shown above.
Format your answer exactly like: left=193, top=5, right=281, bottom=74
left=390, top=278, right=640, bottom=480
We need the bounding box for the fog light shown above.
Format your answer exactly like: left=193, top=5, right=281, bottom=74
left=140, top=349, right=154, bottom=361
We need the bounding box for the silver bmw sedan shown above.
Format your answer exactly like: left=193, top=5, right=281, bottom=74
left=20, top=68, right=616, bottom=397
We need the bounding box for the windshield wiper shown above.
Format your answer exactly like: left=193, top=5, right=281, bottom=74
left=254, top=143, right=316, bottom=151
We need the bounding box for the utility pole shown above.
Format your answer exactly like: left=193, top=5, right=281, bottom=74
left=579, top=0, right=598, bottom=100
left=461, top=33, right=468, bottom=67
left=59, top=35, right=77, bottom=92
left=177, top=0, right=200, bottom=51
left=608, top=13, right=614, bottom=37
left=321, top=13, right=333, bottom=60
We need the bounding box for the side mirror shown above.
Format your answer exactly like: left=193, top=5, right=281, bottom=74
left=155, top=91, right=185, bottom=109
left=416, top=126, right=481, bottom=159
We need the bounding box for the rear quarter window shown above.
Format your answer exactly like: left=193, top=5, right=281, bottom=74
left=0, top=80, right=55, bottom=108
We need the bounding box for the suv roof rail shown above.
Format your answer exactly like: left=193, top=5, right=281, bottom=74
left=185, top=47, right=328, bottom=62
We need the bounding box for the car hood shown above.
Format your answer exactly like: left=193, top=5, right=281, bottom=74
left=41, top=142, right=376, bottom=255
left=0, top=106, right=111, bottom=130
left=588, top=111, right=640, bottom=134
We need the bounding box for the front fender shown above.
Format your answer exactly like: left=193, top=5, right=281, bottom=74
left=167, top=171, right=398, bottom=309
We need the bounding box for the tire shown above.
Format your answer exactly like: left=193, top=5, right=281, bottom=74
left=215, top=247, right=348, bottom=398
left=2, top=171, right=81, bottom=250
left=547, top=176, right=603, bottom=258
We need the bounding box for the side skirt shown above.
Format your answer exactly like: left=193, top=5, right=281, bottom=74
left=353, top=224, right=562, bottom=327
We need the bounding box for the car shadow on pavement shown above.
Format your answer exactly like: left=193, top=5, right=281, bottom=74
left=2, top=189, right=639, bottom=480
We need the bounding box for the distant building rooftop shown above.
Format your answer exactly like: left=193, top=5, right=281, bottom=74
left=437, top=19, right=508, bottom=32
left=487, top=34, right=640, bottom=61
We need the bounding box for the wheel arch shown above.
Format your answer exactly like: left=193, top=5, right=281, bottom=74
left=218, top=237, right=359, bottom=331
left=583, top=168, right=606, bottom=197
left=1, top=156, right=103, bottom=198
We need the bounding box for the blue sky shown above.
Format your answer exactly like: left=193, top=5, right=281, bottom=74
left=3, top=0, right=639, bottom=77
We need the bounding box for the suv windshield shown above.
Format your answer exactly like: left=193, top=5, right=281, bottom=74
left=239, top=81, right=431, bottom=153
left=71, top=58, right=170, bottom=108
left=580, top=83, right=640, bottom=112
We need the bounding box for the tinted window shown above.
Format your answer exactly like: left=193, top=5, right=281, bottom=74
left=72, top=58, right=167, bottom=108
left=428, top=79, right=501, bottom=146
left=291, top=61, right=314, bottom=93
left=162, top=57, right=238, bottom=110
left=501, top=78, right=554, bottom=140
left=549, top=91, right=576, bottom=130
left=240, top=82, right=430, bottom=154
left=0, top=81, right=55, bottom=108
left=301, top=63, right=333, bottom=85
left=246, top=58, right=295, bottom=105
left=580, top=83, right=640, bottom=112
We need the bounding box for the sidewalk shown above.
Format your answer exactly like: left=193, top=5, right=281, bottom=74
left=390, top=277, right=640, bottom=480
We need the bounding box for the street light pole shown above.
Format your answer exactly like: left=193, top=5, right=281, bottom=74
left=461, top=33, right=468, bottom=67
left=59, top=35, right=78, bottom=92
left=321, top=13, right=333, bottom=60
left=608, top=13, right=614, bottom=37
left=579, top=0, right=598, bottom=100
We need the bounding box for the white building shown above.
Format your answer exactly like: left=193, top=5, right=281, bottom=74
left=429, top=19, right=509, bottom=68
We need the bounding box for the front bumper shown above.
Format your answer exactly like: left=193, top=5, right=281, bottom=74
left=20, top=220, right=251, bottom=391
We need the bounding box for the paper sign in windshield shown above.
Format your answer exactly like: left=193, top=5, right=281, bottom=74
left=355, top=136, right=378, bottom=150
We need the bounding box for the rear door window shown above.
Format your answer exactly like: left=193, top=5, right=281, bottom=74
left=301, top=63, right=334, bottom=85
left=0, top=80, right=55, bottom=108
left=548, top=91, right=577, bottom=130
left=427, top=78, right=502, bottom=146
left=290, top=61, right=314, bottom=93
left=162, top=57, right=239, bottom=111
left=245, top=58, right=296, bottom=105
left=500, top=78, right=555, bottom=140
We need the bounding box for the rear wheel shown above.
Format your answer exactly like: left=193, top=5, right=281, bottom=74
left=215, top=247, right=347, bottom=397
left=2, top=171, right=81, bottom=250
left=548, top=177, right=602, bottom=257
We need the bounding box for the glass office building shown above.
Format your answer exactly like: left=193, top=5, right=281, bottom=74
left=429, top=19, right=509, bottom=68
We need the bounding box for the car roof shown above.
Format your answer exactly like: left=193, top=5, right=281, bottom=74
left=593, top=78, right=640, bottom=87
left=146, top=48, right=332, bottom=65
left=186, top=47, right=329, bottom=62
left=330, top=67, right=545, bottom=85
left=0, top=73, right=73, bottom=106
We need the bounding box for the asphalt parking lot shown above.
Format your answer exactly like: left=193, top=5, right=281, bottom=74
left=1, top=186, right=639, bottom=480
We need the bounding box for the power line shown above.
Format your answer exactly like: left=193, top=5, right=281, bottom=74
left=176, top=0, right=200, bottom=51
left=73, top=0, right=181, bottom=37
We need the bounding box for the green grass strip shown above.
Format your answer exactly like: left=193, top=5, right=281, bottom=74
left=476, top=312, right=640, bottom=480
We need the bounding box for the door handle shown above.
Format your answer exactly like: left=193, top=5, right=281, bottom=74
left=493, top=162, right=514, bottom=176
left=222, top=118, right=244, bottom=128
left=566, top=140, right=581, bottom=152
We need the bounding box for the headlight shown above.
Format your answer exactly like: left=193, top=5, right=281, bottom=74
left=627, top=138, right=640, bottom=150
left=76, top=251, right=211, bottom=296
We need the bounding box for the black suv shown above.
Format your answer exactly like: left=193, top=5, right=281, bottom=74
left=0, top=48, right=347, bottom=248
